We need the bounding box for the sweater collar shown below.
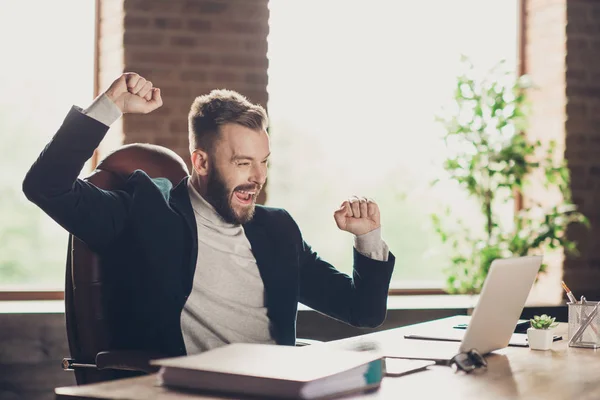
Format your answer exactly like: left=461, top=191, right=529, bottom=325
left=186, top=179, right=239, bottom=229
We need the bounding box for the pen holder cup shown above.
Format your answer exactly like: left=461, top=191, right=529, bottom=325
left=568, top=302, right=600, bottom=349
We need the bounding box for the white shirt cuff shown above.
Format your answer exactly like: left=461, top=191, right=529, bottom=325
left=81, top=93, right=122, bottom=127
left=354, top=227, right=389, bottom=262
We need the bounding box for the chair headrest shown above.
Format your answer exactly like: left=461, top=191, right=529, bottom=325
left=93, top=143, right=190, bottom=187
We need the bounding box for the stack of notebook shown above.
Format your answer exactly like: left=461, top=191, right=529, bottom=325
left=151, top=343, right=384, bottom=399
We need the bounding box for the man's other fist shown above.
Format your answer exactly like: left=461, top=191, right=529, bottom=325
left=333, top=196, right=381, bottom=236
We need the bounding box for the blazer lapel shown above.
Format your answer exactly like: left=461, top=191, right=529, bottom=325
left=243, top=218, right=278, bottom=292
left=243, top=216, right=293, bottom=319
left=169, top=177, right=198, bottom=290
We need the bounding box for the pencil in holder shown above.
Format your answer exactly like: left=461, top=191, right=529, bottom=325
left=568, top=301, right=600, bottom=349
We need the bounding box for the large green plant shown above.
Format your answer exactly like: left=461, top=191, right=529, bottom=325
left=432, top=58, right=588, bottom=294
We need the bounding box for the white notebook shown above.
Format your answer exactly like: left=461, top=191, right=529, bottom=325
left=152, top=343, right=385, bottom=399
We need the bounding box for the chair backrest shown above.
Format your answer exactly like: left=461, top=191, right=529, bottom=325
left=65, top=143, right=189, bottom=385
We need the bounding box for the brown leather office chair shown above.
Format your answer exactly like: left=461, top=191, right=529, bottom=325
left=61, top=143, right=321, bottom=385
left=61, top=143, right=190, bottom=385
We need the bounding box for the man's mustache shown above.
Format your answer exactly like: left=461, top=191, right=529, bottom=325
left=234, top=184, right=262, bottom=192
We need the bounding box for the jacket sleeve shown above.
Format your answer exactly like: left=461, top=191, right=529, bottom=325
left=22, top=107, right=131, bottom=251
left=291, top=212, right=396, bottom=328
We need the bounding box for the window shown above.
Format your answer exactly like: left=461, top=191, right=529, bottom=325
left=266, top=0, right=518, bottom=286
left=0, top=0, right=95, bottom=290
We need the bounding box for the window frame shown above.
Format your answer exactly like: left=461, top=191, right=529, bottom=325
left=0, top=0, right=524, bottom=301
left=0, top=0, right=100, bottom=301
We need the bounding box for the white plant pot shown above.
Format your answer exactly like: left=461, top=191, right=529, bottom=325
left=527, top=327, right=554, bottom=350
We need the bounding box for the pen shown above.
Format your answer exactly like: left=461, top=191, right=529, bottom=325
left=562, top=283, right=600, bottom=338
left=561, top=281, right=578, bottom=304
left=570, top=302, right=600, bottom=345
left=579, top=295, right=599, bottom=337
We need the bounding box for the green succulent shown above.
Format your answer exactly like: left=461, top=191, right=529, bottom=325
left=529, top=314, right=558, bottom=330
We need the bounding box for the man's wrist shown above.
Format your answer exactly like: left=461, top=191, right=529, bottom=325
left=355, top=228, right=382, bottom=246
left=354, top=227, right=389, bottom=262
left=104, top=90, right=117, bottom=104
left=82, top=93, right=123, bottom=127
left=104, top=89, right=124, bottom=109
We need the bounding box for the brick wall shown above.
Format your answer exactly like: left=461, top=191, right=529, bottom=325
left=96, top=0, right=270, bottom=172
left=96, top=0, right=126, bottom=158
left=0, top=312, right=74, bottom=400
left=522, top=0, right=567, bottom=303
left=525, top=0, right=600, bottom=298
left=563, top=0, right=600, bottom=297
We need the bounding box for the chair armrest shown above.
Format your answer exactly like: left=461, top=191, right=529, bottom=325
left=95, top=350, right=166, bottom=373
left=295, top=338, right=323, bottom=347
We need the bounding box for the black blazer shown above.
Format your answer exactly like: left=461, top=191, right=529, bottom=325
left=23, top=108, right=396, bottom=357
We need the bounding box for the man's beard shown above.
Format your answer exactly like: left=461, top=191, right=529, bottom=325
left=204, top=167, right=259, bottom=225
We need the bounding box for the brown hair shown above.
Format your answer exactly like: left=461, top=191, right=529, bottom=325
left=188, top=89, right=268, bottom=153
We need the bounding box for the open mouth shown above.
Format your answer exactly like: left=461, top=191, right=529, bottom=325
left=233, top=189, right=256, bottom=206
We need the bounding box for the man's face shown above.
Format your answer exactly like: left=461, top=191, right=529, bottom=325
left=204, top=123, right=270, bottom=225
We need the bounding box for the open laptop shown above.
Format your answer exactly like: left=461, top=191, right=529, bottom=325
left=383, top=255, right=543, bottom=363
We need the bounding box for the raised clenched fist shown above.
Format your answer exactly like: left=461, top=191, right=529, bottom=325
left=104, top=72, right=163, bottom=114
left=333, top=196, right=381, bottom=236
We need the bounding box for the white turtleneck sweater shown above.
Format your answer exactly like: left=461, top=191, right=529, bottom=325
left=180, top=181, right=277, bottom=353
left=82, top=94, right=390, bottom=355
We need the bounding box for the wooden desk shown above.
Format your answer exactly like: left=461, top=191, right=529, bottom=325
left=55, top=316, right=600, bottom=400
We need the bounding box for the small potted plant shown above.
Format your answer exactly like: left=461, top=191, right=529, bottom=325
left=527, top=314, right=558, bottom=350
